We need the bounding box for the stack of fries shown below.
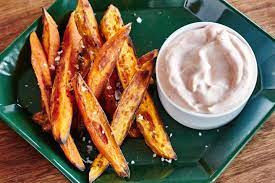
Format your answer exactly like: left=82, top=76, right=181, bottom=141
left=30, top=0, right=176, bottom=182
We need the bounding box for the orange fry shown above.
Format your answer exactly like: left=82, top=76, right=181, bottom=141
left=100, top=5, right=177, bottom=159
left=87, top=23, right=131, bottom=99
left=50, top=12, right=82, bottom=143
left=42, top=8, right=60, bottom=76
left=74, top=74, right=129, bottom=178
left=89, top=56, right=154, bottom=182
left=30, top=32, right=52, bottom=117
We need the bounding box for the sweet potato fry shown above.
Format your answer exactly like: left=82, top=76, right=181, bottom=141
left=42, top=8, right=60, bottom=76
left=74, top=74, right=129, bottom=178
left=75, top=0, right=103, bottom=61
left=89, top=57, right=154, bottom=182
left=32, top=112, right=85, bottom=171
left=30, top=32, right=52, bottom=117
left=50, top=12, right=82, bottom=143
left=87, top=23, right=131, bottom=99
left=30, top=30, right=84, bottom=171
left=100, top=5, right=177, bottom=159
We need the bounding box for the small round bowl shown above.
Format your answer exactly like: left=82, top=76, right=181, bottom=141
left=156, top=22, right=258, bottom=130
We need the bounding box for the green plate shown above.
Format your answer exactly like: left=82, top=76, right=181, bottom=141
left=0, top=0, right=274, bottom=182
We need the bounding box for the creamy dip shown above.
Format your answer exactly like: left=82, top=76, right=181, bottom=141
left=158, top=24, right=257, bottom=114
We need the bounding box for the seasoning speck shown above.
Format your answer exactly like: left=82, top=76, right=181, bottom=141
left=136, top=17, right=142, bottom=24
left=198, top=132, right=202, bottom=136
left=161, top=157, right=164, bottom=162
left=153, top=153, right=157, bottom=158
left=130, top=160, right=135, bottom=164
left=165, top=125, right=168, bottom=128
left=24, top=84, right=28, bottom=87
left=82, top=137, right=86, bottom=142
left=205, top=145, right=208, bottom=148
left=137, top=114, right=144, bottom=121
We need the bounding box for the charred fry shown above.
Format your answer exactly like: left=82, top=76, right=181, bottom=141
left=50, top=12, right=82, bottom=143
left=74, top=74, right=129, bottom=178
left=100, top=5, right=177, bottom=159
left=89, top=56, right=154, bottom=182
left=87, top=23, right=131, bottom=99
left=42, top=8, right=60, bottom=76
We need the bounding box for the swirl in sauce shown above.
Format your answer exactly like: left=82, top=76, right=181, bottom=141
left=158, top=24, right=257, bottom=114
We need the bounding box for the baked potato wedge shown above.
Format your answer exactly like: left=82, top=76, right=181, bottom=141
left=50, top=12, right=82, bottom=143
left=30, top=32, right=52, bottom=117
left=74, top=74, right=129, bottom=178
left=75, top=0, right=103, bottom=61
left=87, top=23, right=131, bottom=99
left=100, top=5, right=177, bottom=159
left=42, top=8, right=60, bottom=76
left=89, top=56, right=154, bottom=182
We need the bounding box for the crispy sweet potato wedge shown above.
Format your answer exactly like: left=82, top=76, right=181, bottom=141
left=74, top=74, right=129, bottom=178
left=42, top=8, right=60, bottom=76
left=89, top=58, right=154, bottom=182
left=32, top=112, right=85, bottom=171
left=75, top=0, right=103, bottom=61
left=100, top=5, right=177, bottom=159
left=30, top=30, right=84, bottom=171
left=30, top=32, right=52, bottom=117
left=50, top=12, right=82, bottom=143
left=87, top=23, right=131, bottom=99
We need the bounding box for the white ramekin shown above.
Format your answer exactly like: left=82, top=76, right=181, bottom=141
left=156, top=22, right=258, bottom=130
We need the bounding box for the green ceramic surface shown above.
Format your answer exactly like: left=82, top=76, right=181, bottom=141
left=0, top=0, right=274, bottom=182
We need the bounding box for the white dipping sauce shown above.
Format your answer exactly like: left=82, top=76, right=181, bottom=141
left=158, top=24, right=257, bottom=114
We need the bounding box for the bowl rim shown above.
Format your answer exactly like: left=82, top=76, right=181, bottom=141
left=156, top=22, right=258, bottom=118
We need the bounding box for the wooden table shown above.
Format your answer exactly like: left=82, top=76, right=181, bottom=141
left=0, top=0, right=274, bottom=182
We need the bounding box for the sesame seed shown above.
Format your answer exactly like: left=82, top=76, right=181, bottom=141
left=133, top=12, right=136, bottom=16
left=153, top=153, right=157, bottom=158
left=49, top=64, right=55, bottom=70
left=130, top=160, right=135, bottom=164
left=102, top=130, right=105, bottom=134
left=165, top=159, right=172, bottom=163
left=198, top=132, right=202, bottom=136
left=81, top=45, right=85, bottom=49
left=136, top=17, right=142, bottom=23
left=106, top=86, right=112, bottom=90
left=169, top=133, right=173, bottom=137
left=82, top=137, right=86, bottom=141
left=88, top=140, right=91, bottom=144
left=205, top=145, right=208, bottom=148
left=161, top=157, right=164, bottom=162
left=165, top=125, right=168, bottom=128
left=24, top=84, right=28, bottom=87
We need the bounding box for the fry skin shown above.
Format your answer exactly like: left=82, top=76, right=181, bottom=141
left=89, top=55, right=154, bottom=183
left=30, top=31, right=84, bottom=171
left=100, top=5, right=177, bottom=159
left=87, top=23, right=131, bottom=99
left=50, top=12, right=82, bottom=143
left=42, top=8, right=60, bottom=76
left=74, top=74, right=129, bottom=178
